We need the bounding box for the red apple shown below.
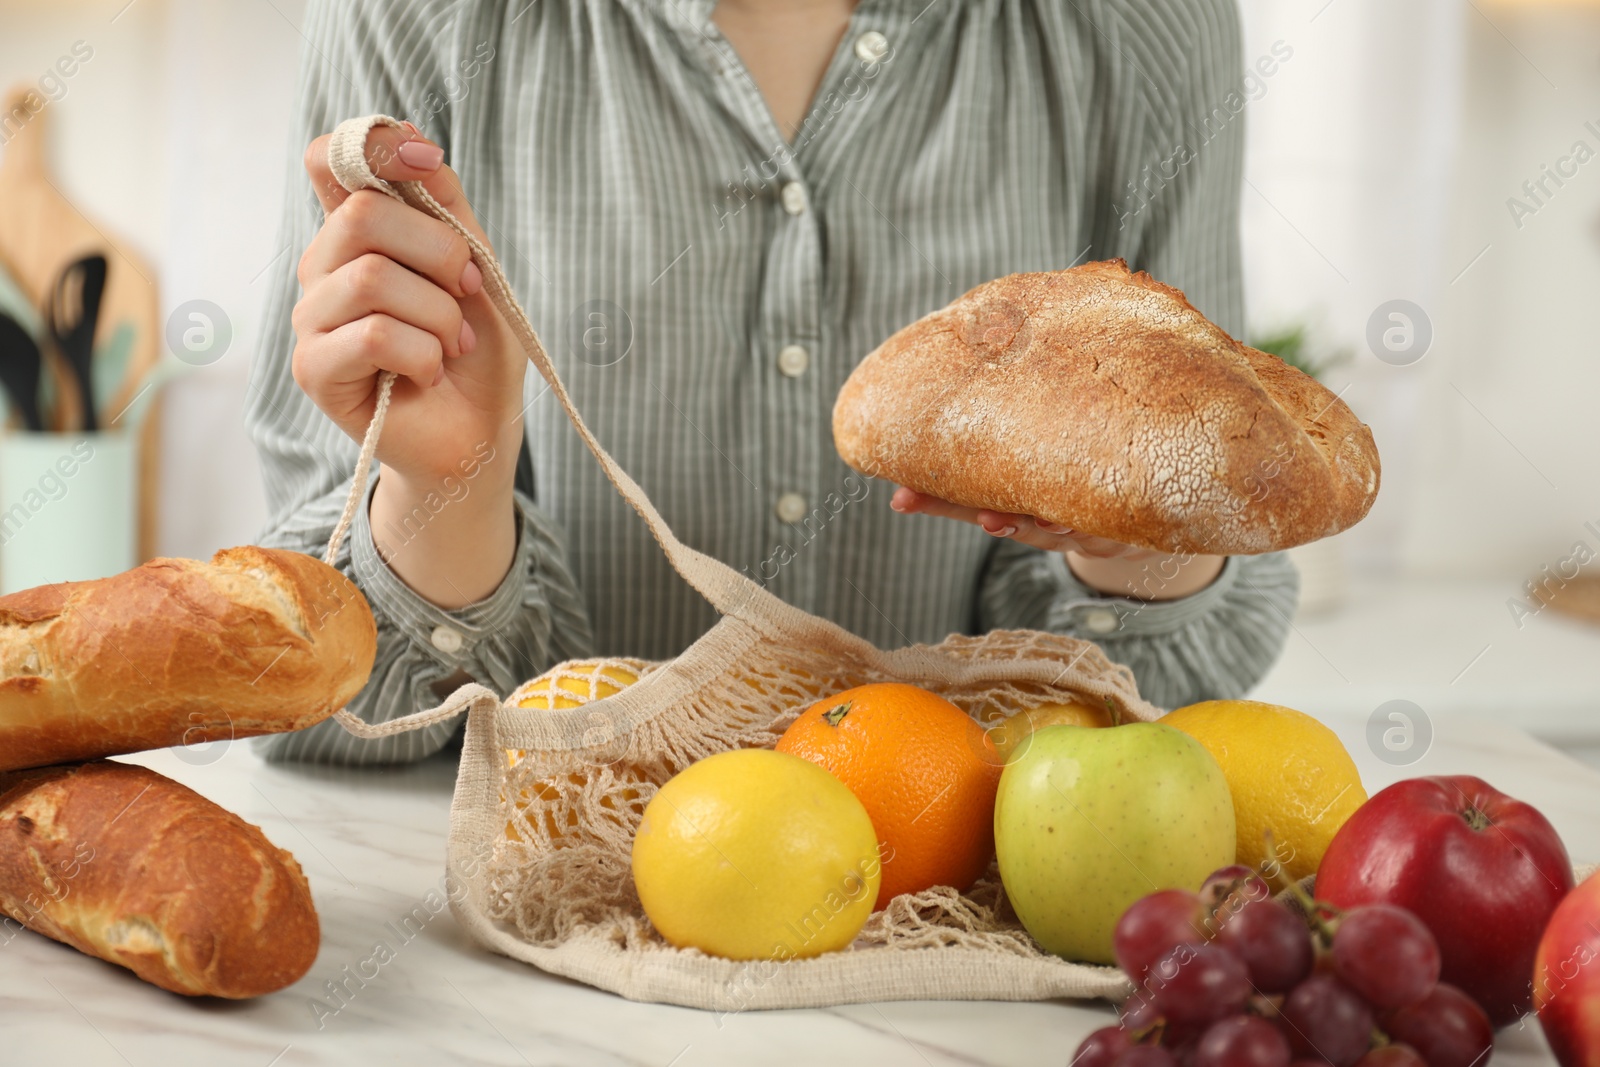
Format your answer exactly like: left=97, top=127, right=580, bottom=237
left=1315, top=775, right=1573, bottom=1026
left=1535, top=869, right=1600, bottom=1066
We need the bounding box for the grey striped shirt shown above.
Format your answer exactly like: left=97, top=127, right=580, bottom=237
left=247, top=0, right=1299, bottom=764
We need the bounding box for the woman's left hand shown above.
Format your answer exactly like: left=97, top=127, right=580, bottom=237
left=890, top=486, right=1227, bottom=600
left=889, top=487, right=1161, bottom=561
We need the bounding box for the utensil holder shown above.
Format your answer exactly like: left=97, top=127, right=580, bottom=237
left=0, top=431, right=137, bottom=594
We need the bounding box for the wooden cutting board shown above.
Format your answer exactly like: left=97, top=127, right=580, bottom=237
left=1532, top=573, right=1600, bottom=625
left=0, top=82, right=163, bottom=562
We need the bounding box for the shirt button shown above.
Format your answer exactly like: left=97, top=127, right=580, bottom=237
left=775, top=493, right=809, bottom=524
left=854, top=30, right=890, bottom=64
left=1081, top=608, right=1119, bottom=635
left=430, top=625, right=464, bottom=654
left=777, top=344, right=810, bottom=377
left=780, top=181, right=808, bottom=216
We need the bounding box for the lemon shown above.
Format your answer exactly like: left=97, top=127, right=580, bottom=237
left=631, top=749, right=881, bottom=961
left=506, top=661, right=644, bottom=842
left=516, top=660, right=641, bottom=710
left=508, top=660, right=641, bottom=770
left=1161, top=699, right=1366, bottom=883
left=984, top=701, right=1112, bottom=762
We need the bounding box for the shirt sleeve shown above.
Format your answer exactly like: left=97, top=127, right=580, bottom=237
left=978, top=540, right=1299, bottom=710
left=245, top=0, right=593, bottom=764
left=251, top=480, right=596, bottom=764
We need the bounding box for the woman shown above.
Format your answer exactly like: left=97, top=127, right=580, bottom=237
left=247, top=0, right=1297, bottom=764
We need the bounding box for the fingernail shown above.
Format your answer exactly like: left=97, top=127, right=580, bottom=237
left=458, top=319, right=477, bottom=355
left=398, top=140, right=444, bottom=170
left=460, top=260, right=483, bottom=295
left=986, top=524, right=1019, bottom=538
left=401, top=120, right=421, bottom=138
left=431, top=364, right=445, bottom=387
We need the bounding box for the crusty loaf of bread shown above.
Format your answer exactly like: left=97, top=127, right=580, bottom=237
left=0, top=761, right=319, bottom=997
left=0, top=546, right=377, bottom=772
left=833, top=260, right=1380, bottom=555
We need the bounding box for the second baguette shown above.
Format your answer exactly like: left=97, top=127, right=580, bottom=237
left=0, top=761, right=320, bottom=997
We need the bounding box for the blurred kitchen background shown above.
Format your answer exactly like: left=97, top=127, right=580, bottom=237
left=0, top=0, right=1596, bottom=761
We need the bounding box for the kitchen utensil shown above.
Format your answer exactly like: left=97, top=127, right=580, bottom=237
left=92, top=321, right=136, bottom=419
left=0, top=256, right=42, bottom=334
left=0, top=84, right=162, bottom=560
left=0, top=311, right=44, bottom=431
left=45, top=254, right=108, bottom=432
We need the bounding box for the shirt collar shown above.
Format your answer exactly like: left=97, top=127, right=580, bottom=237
left=652, top=0, right=927, bottom=33
left=656, top=0, right=714, bottom=30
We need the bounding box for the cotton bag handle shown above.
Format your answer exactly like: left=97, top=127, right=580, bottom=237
left=319, top=112, right=778, bottom=638
left=318, top=115, right=787, bottom=739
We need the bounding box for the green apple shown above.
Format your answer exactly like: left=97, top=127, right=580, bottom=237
left=994, top=722, right=1235, bottom=964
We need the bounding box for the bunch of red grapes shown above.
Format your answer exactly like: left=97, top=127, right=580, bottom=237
left=1073, top=866, right=1494, bottom=1067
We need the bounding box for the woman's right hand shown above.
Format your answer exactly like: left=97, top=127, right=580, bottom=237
left=292, top=122, right=527, bottom=489
left=292, top=123, right=527, bottom=608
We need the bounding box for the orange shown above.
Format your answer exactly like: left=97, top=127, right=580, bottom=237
left=775, top=682, right=1002, bottom=908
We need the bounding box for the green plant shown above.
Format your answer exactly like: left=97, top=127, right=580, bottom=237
left=1250, top=324, right=1350, bottom=383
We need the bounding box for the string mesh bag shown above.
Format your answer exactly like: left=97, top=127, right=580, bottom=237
left=316, top=114, right=1163, bottom=1011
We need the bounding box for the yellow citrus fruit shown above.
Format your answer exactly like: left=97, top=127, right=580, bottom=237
left=515, top=661, right=640, bottom=710
left=1161, top=700, right=1366, bottom=882
left=983, top=701, right=1112, bottom=762
left=631, top=748, right=881, bottom=961
left=505, top=661, right=644, bottom=842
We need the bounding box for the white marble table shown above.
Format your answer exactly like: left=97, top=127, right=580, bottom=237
left=3, top=711, right=1594, bottom=1066
left=1254, top=575, right=1600, bottom=759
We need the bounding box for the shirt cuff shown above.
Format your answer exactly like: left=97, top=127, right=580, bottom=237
left=1046, top=554, right=1243, bottom=639
left=350, top=472, right=535, bottom=667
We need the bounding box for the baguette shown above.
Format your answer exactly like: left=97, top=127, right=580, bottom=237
left=833, top=260, right=1380, bottom=555
left=0, top=761, right=319, bottom=997
left=0, top=546, right=377, bottom=772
